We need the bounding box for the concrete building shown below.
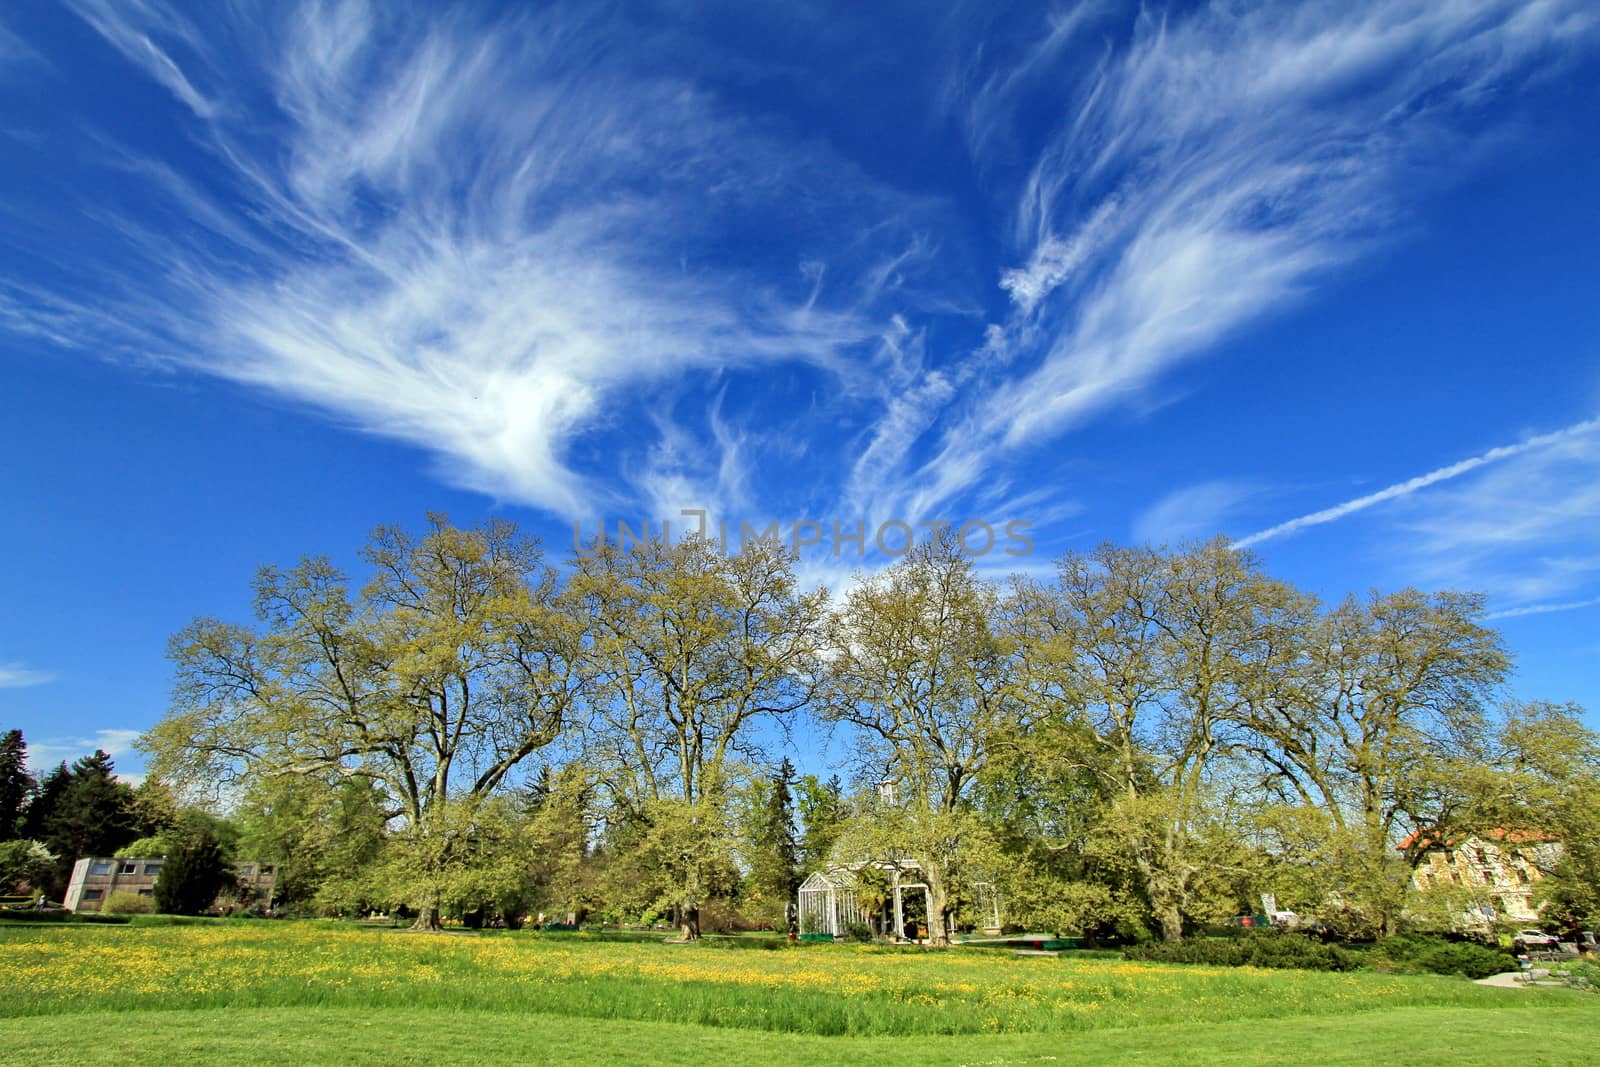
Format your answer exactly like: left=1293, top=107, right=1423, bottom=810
left=64, top=856, right=278, bottom=913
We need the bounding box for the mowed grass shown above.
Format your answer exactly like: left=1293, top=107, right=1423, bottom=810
left=5, top=1005, right=1598, bottom=1067
left=0, top=924, right=1592, bottom=1065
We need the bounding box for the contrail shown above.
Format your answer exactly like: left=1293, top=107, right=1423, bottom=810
left=1232, top=415, right=1600, bottom=549
left=1486, top=596, right=1600, bottom=621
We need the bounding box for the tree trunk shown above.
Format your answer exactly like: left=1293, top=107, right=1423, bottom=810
left=673, top=902, right=701, bottom=942
left=926, top=878, right=951, bottom=947
left=411, top=904, right=442, bottom=932
left=1140, top=856, right=1185, bottom=943
left=1156, top=903, right=1184, bottom=943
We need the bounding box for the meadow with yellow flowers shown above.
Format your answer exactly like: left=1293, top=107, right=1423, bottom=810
left=0, top=922, right=1591, bottom=1065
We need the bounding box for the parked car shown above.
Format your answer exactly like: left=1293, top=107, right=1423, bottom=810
left=1513, top=929, right=1558, bottom=950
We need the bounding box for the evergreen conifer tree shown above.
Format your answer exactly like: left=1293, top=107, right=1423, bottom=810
left=0, top=730, right=33, bottom=841
left=154, top=826, right=232, bottom=915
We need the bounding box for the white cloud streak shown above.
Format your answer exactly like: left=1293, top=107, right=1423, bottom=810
left=1486, top=597, right=1600, bottom=621
left=25, top=729, right=144, bottom=773
left=1390, top=428, right=1600, bottom=606
left=65, top=0, right=216, bottom=118
left=0, top=17, right=43, bottom=72
left=1134, top=481, right=1254, bottom=547
left=1233, top=416, right=1600, bottom=549
left=0, top=662, right=56, bottom=689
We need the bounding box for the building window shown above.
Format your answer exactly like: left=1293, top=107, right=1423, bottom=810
left=82, top=889, right=104, bottom=901
left=137, top=888, right=153, bottom=897
left=88, top=861, right=112, bottom=876
left=261, top=865, right=275, bottom=875
left=1476, top=848, right=1490, bottom=865
left=143, top=862, right=162, bottom=876
left=240, top=865, right=254, bottom=876
left=119, top=861, right=138, bottom=875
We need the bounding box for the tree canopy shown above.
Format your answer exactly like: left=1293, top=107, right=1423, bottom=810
left=121, top=517, right=1595, bottom=942
left=147, top=515, right=581, bottom=929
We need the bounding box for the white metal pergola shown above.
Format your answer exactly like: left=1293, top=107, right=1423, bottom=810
left=797, top=869, right=865, bottom=937
left=973, top=880, right=1003, bottom=934
left=796, top=862, right=932, bottom=940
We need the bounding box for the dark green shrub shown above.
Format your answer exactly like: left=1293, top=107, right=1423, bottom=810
left=1124, top=931, right=1359, bottom=971
left=1366, top=932, right=1443, bottom=962
left=0, top=907, right=66, bottom=922
left=1359, top=934, right=1515, bottom=978
left=842, top=921, right=874, bottom=943
left=1413, top=942, right=1516, bottom=979
left=129, top=914, right=227, bottom=927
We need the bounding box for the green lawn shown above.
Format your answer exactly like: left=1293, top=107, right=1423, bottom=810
left=0, top=924, right=1591, bottom=1065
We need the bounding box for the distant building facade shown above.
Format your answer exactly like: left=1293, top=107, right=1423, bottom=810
left=64, top=856, right=278, bottom=913
left=1398, top=829, right=1562, bottom=924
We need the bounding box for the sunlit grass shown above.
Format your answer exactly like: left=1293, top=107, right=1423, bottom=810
left=8, top=1005, right=1600, bottom=1067
left=0, top=923, right=1572, bottom=1038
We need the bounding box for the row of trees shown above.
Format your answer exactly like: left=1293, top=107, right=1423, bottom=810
left=129, top=517, right=1598, bottom=940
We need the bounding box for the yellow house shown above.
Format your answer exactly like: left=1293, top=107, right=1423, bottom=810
left=1398, top=829, right=1561, bottom=924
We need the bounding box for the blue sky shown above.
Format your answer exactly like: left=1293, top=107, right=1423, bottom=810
left=2, top=1, right=1598, bottom=781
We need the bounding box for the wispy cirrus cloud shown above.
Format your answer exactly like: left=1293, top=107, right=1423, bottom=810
left=0, top=16, right=43, bottom=73
left=0, top=661, right=56, bottom=689
left=898, top=0, right=1600, bottom=516
left=1133, top=481, right=1256, bottom=547
left=3, top=0, right=1597, bottom=550
left=64, top=0, right=215, bottom=117
left=25, top=729, right=144, bottom=776
left=1391, top=426, right=1600, bottom=607
left=12, top=1, right=919, bottom=517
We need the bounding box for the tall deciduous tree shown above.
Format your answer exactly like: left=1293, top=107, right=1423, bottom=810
left=570, top=535, right=826, bottom=940
left=1237, top=588, right=1509, bottom=935
left=821, top=536, right=1022, bottom=945
left=1007, top=541, right=1311, bottom=941
left=1449, top=701, right=1600, bottom=930
left=146, top=516, right=581, bottom=930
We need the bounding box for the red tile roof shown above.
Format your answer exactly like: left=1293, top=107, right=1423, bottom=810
left=1396, top=827, right=1556, bottom=852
